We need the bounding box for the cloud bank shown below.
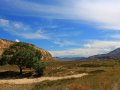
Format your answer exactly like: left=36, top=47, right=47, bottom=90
left=1, top=0, right=120, bottom=57
left=0, top=18, right=78, bottom=47
left=1, top=0, right=120, bottom=30
left=50, top=40, right=120, bottom=57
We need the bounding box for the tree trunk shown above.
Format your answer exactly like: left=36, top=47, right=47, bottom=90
left=19, top=66, right=22, bottom=75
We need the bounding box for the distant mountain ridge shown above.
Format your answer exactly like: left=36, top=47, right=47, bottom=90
left=88, top=48, right=120, bottom=60
left=54, top=57, right=86, bottom=61
left=0, top=39, right=53, bottom=62
left=55, top=48, right=120, bottom=61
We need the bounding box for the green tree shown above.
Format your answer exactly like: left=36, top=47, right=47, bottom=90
left=1, top=42, right=45, bottom=75
left=33, top=60, right=45, bottom=75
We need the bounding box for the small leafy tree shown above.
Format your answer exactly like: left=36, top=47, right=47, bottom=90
left=1, top=42, right=45, bottom=75
left=33, top=59, right=45, bottom=75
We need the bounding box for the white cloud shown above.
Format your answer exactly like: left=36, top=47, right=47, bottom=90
left=84, top=40, right=120, bottom=49
left=19, top=30, right=48, bottom=40
left=53, top=39, right=79, bottom=47
left=50, top=48, right=110, bottom=57
left=2, top=0, right=120, bottom=30
left=68, top=0, right=120, bottom=30
left=110, top=34, right=120, bottom=39
left=0, top=19, right=9, bottom=27
left=15, top=39, right=20, bottom=42
left=50, top=40, right=120, bottom=57
left=0, top=18, right=29, bottom=31
left=0, top=18, right=48, bottom=40
left=0, top=18, right=79, bottom=47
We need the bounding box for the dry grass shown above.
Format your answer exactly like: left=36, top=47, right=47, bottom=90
left=32, top=60, right=120, bottom=90
left=0, top=60, right=120, bottom=90
left=0, top=84, right=34, bottom=90
left=68, top=83, right=89, bottom=90
left=44, top=60, right=118, bottom=76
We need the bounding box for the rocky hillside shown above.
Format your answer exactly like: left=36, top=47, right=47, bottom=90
left=0, top=39, right=53, bottom=62
left=88, top=48, right=120, bottom=60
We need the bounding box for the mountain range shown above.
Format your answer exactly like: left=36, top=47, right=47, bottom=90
left=88, top=48, right=120, bottom=60
left=54, top=57, right=86, bottom=61
left=55, top=48, right=120, bottom=61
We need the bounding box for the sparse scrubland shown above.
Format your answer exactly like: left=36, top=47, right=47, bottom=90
left=0, top=60, right=120, bottom=90
left=32, top=60, right=120, bottom=90
left=0, top=40, right=120, bottom=90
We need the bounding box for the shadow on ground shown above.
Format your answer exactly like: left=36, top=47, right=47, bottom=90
left=0, top=71, right=33, bottom=79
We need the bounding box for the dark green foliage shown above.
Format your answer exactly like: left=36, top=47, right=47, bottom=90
left=0, top=55, right=10, bottom=65
left=0, top=42, right=45, bottom=75
left=33, top=60, right=45, bottom=75
left=10, top=49, right=38, bottom=68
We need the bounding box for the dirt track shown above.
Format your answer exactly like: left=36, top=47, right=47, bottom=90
left=0, top=73, right=88, bottom=84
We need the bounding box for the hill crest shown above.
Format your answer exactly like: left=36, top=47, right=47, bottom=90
left=0, top=39, right=53, bottom=62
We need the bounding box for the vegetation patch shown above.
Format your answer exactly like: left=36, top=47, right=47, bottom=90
left=80, top=64, right=102, bottom=67
left=0, top=42, right=45, bottom=77
left=80, top=63, right=114, bottom=68
left=89, top=70, right=105, bottom=74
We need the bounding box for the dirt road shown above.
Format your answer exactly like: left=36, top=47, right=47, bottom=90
left=0, top=73, right=88, bottom=84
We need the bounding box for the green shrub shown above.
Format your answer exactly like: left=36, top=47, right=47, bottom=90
left=33, top=60, right=45, bottom=76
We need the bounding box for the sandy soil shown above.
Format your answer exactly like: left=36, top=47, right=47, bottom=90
left=0, top=73, right=88, bottom=84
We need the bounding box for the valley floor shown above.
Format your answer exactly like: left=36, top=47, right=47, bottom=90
left=0, top=60, right=120, bottom=90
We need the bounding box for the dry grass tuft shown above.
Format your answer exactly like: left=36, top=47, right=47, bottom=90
left=68, top=83, right=89, bottom=90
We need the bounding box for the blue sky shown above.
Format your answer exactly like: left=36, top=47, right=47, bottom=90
left=1, top=0, right=120, bottom=57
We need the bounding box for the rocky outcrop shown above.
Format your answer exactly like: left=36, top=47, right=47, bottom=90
left=0, top=39, right=13, bottom=56
left=37, top=48, right=53, bottom=62
left=0, top=39, right=53, bottom=62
